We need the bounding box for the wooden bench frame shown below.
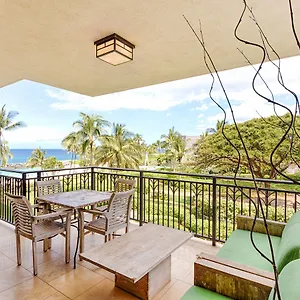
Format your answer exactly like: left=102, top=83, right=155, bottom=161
left=195, top=254, right=275, bottom=300
left=237, top=215, right=286, bottom=237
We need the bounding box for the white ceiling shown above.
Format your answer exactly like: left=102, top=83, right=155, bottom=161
left=1, top=0, right=300, bottom=96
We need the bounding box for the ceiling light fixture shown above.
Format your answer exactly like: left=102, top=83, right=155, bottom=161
left=94, top=33, right=135, bottom=66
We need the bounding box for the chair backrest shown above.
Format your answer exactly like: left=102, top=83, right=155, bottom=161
left=6, top=193, right=33, bottom=238
left=114, top=178, right=136, bottom=192
left=37, top=179, right=62, bottom=196
left=106, top=189, right=135, bottom=233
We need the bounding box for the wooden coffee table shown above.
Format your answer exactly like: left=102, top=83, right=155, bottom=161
left=79, top=223, right=192, bottom=300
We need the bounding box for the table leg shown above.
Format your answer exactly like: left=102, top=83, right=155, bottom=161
left=115, top=255, right=171, bottom=300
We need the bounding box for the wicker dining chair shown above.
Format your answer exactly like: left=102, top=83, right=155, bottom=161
left=95, top=178, right=136, bottom=213
left=36, top=179, right=66, bottom=250
left=79, top=189, right=135, bottom=254
left=114, top=178, right=136, bottom=192
left=6, top=193, right=72, bottom=276
left=36, top=179, right=62, bottom=210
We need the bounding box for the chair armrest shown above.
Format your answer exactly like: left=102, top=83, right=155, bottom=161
left=33, top=208, right=73, bottom=221
left=31, top=203, right=47, bottom=208
left=194, top=255, right=274, bottom=300
left=237, top=215, right=286, bottom=237
left=79, top=208, right=108, bottom=217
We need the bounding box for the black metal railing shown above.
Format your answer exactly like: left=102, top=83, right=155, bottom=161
left=0, top=166, right=299, bottom=244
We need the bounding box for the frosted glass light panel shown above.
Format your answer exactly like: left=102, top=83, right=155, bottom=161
left=94, top=33, right=135, bottom=66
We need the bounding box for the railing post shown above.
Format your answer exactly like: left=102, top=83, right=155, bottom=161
left=139, top=171, right=144, bottom=226
left=22, top=173, right=27, bottom=197
left=91, top=167, right=95, bottom=190
left=212, top=176, right=217, bottom=246
left=37, top=171, right=41, bottom=182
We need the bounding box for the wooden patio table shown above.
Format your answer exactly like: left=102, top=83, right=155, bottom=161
left=36, top=189, right=112, bottom=267
left=79, top=223, right=192, bottom=300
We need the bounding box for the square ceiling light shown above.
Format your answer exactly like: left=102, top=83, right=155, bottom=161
left=94, top=33, right=135, bottom=66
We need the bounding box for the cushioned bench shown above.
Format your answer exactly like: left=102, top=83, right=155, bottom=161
left=218, top=211, right=300, bottom=273
left=181, top=211, right=300, bottom=300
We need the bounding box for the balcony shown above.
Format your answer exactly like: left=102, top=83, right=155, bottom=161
left=0, top=166, right=298, bottom=242
left=0, top=166, right=298, bottom=299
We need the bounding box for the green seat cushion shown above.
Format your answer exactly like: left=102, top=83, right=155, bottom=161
left=181, top=286, right=231, bottom=300
left=217, top=229, right=281, bottom=272
left=269, top=259, right=300, bottom=300
left=276, top=222, right=300, bottom=273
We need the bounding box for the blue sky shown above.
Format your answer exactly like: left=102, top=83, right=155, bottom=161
left=0, top=55, right=299, bottom=149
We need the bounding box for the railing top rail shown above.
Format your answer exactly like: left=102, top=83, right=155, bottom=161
left=0, top=165, right=297, bottom=186
left=92, top=166, right=297, bottom=185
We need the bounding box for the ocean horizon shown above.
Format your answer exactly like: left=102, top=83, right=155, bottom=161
left=8, top=149, right=72, bottom=164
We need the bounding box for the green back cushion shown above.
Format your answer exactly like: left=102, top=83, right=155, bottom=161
left=269, top=259, right=300, bottom=300
left=276, top=222, right=300, bottom=273
left=181, top=286, right=231, bottom=300
left=282, top=211, right=300, bottom=234
left=217, top=230, right=281, bottom=272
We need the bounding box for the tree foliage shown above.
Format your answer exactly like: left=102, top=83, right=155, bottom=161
left=26, top=148, right=64, bottom=170
left=26, top=148, right=46, bottom=168
left=0, top=105, right=25, bottom=167
left=0, top=105, right=26, bottom=141
left=0, top=141, right=13, bottom=167
left=192, top=114, right=300, bottom=179
left=95, top=123, right=142, bottom=168
left=42, top=157, right=64, bottom=170
left=159, top=127, right=186, bottom=170
left=68, top=113, right=110, bottom=165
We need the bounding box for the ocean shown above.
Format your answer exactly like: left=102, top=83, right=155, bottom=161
left=8, top=149, right=72, bottom=164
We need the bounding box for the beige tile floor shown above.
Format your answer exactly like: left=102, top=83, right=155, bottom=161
left=0, top=220, right=221, bottom=300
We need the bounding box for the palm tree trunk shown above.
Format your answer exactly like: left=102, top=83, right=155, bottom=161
left=90, top=142, right=93, bottom=165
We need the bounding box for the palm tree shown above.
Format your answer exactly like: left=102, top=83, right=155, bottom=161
left=160, top=127, right=186, bottom=170
left=95, top=123, right=142, bottom=168
left=0, top=105, right=25, bottom=167
left=0, top=141, right=13, bottom=167
left=26, top=148, right=46, bottom=168
left=133, top=134, right=144, bottom=145
left=72, top=113, right=109, bottom=165
left=216, top=120, right=227, bottom=131
left=62, top=132, right=81, bottom=167
left=0, top=105, right=26, bottom=144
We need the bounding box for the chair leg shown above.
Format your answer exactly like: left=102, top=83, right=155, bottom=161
left=43, top=239, right=49, bottom=252
left=91, top=205, right=96, bottom=227
left=48, top=239, right=52, bottom=249
left=125, top=226, right=129, bottom=234
left=43, top=205, right=50, bottom=252
left=104, top=235, right=107, bottom=243
left=79, top=210, right=85, bottom=257
left=32, top=241, right=38, bottom=276
left=16, top=233, right=21, bottom=266
left=65, top=214, right=71, bottom=264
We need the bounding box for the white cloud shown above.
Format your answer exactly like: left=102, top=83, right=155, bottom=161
left=166, top=113, right=172, bottom=117
left=195, top=104, right=209, bottom=111
left=4, top=126, right=69, bottom=145
left=207, top=100, right=293, bottom=124
left=197, top=113, right=204, bottom=119
left=47, top=75, right=209, bottom=112
left=46, top=55, right=300, bottom=132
